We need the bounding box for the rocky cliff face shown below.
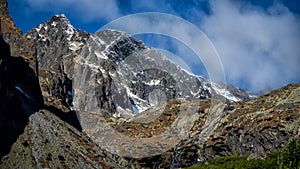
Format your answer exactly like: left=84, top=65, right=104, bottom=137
left=0, top=0, right=299, bottom=168
left=0, top=0, right=43, bottom=158
left=25, top=14, right=76, bottom=112
left=25, top=14, right=255, bottom=118
left=0, top=0, right=77, bottom=159
left=0, top=31, right=41, bottom=159
left=0, top=0, right=36, bottom=71
left=89, top=84, right=299, bottom=168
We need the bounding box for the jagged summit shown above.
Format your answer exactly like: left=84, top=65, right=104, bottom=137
left=53, top=13, right=68, bottom=19
left=24, top=13, right=256, bottom=117
left=50, top=14, right=75, bottom=31
left=27, top=13, right=75, bottom=41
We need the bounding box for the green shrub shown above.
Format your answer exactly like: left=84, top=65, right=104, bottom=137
left=185, top=154, right=278, bottom=169
left=277, top=139, right=300, bottom=169
left=185, top=139, right=300, bottom=169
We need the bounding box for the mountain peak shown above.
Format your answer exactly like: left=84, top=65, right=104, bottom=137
left=54, top=14, right=67, bottom=18
left=51, top=14, right=71, bottom=25
left=47, top=14, right=75, bottom=31
left=49, top=14, right=75, bottom=37
left=27, top=13, right=76, bottom=42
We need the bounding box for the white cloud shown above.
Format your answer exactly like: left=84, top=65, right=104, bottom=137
left=200, top=0, right=300, bottom=92
left=103, top=1, right=300, bottom=92
left=24, top=0, right=121, bottom=21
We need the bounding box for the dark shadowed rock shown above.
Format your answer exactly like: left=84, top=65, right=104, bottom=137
left=0, top=34, right=43, bottom=158
left=0, top=110, right=122, bottom=168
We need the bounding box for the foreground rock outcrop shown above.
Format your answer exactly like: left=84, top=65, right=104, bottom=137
left=0, top=0, right=43, bottom=158
left=0, top=110, right=121, bottom=168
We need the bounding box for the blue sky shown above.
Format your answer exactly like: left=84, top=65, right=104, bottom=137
left=7, top=0, right=300, bottom=93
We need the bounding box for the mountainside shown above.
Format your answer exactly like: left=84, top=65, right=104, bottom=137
left=25, top=14, right=255, bottom=118
left=0, top=0, right=299, bottom=168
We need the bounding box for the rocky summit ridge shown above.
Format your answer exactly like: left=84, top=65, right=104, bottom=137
left=0, top=0, right=299, bottom=168
left=25, top=12, right=255, bottom=117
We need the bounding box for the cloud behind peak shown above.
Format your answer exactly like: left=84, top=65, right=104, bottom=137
left=201, top=0, right=300, bottom=92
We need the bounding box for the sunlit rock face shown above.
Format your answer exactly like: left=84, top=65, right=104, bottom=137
left=26, top=14, right=254, bottom=118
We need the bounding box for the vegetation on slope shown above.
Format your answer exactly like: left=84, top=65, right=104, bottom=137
left=186, top=138, right=300, bottom=169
